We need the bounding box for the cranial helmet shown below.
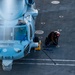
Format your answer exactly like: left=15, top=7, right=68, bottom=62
left=54, top=31, right=60, bottom=37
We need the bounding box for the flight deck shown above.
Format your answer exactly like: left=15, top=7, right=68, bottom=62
left=0, top=0, right=75, bottom=75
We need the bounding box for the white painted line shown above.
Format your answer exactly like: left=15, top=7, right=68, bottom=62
left=21, top=59, right=75, bottom=62
left=14, top=63, right=75, bottom=66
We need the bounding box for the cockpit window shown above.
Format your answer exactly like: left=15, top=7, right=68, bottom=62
left=0, top=26, right=28, bottom=41
left=14, top=26, right=28, bottom=41
left=0, top=27, right=13, bottom=40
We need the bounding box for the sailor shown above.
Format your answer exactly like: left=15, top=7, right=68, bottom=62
left=45, top=31, right=60, bottom=46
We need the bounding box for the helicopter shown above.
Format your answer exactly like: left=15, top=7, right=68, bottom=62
left=0, top=0, right=41, bottom=71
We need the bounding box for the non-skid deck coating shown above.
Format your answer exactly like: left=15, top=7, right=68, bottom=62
left=0, top=0, right=75, bottom=75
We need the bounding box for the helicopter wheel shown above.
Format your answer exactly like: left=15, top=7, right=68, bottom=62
left=33, top=36, right=41, bottom=51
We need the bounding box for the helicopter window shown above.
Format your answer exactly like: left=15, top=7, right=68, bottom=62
left=14, top=26, right=27, bottom=41
left=0, top=27, right=13, bottom=40
left=5, top=28, right=13, bottom=40
left=30, top=25, right=33, bottom=39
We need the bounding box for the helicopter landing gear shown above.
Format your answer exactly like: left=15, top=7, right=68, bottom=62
left=35, top=40, right=41, bottom=51
left=33, top=37, right=41, bottom=51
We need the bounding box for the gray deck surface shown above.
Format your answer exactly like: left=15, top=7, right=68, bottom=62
left=0, top=0, right=75, bottom=75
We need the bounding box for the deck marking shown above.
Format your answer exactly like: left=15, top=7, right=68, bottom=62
left=21, top=59, right=75, bottom=62
left=14, top=63, right=75, bottom=66
left=14, top=59, right=75, bottom=66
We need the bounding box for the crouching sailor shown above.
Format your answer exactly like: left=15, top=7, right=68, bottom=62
left=45, top=31, right=60, bottom=47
